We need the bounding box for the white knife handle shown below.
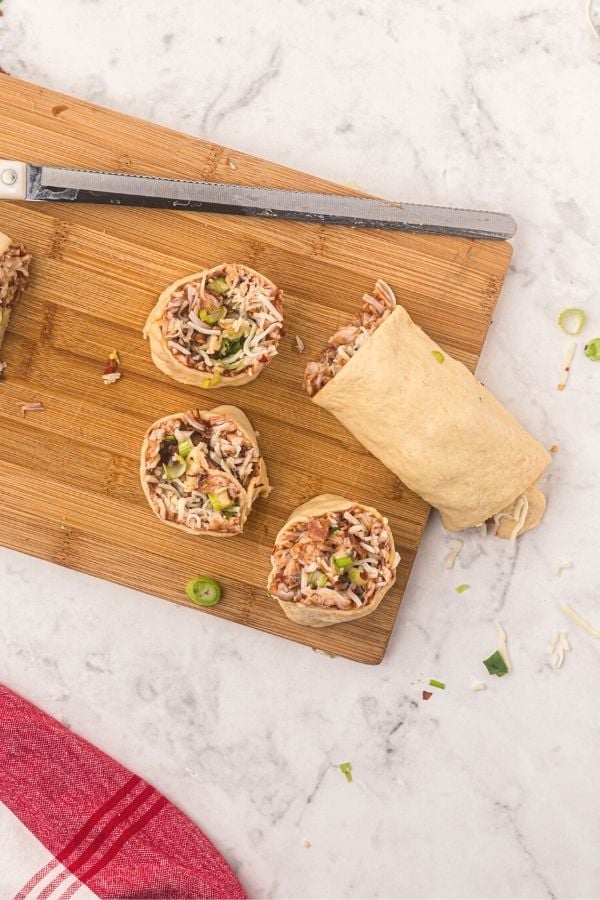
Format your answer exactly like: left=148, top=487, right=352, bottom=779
left=0, top=161, right=27, bottom=200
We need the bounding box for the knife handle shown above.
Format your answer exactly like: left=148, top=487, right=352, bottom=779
left=0, top=161, right=27, bottom=200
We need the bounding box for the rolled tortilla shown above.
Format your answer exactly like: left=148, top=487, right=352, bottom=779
left=267, top=494, right=400, bottom=627
left=143, top=262, right=284, bottom=388
left=304, top=281, right=551, bottom=536
left=140, top=405, right=270, bottom=536
left=0, top=231, right=31, bottom=351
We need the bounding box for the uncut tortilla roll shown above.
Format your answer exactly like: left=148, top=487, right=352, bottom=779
left=304, top=281, right=550, bottom=537
left=0, top=231, right=31, bottom=351
left=267, top=494, right=400, bottom=628
left=140, top=405, right=270, bottom=536
left=143, top=262, right=284, bottom=388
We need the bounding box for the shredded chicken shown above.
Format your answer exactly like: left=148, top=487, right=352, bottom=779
left=160, top=264, right=283, bottom=384
left=143, top=411, right=261, bottom=534
left=303, top=279, right=396, bottom=397
left=0, top=239, right=31, bottom=348
left=268, top=505, right=399, bottom=610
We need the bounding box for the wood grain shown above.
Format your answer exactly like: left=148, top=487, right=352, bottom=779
left=0, top=75, right=512, bottom=663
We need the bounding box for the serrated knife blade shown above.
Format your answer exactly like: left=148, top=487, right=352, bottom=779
left=0, top=160, right=516, bottom=240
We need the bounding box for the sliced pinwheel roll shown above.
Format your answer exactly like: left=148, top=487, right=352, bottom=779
left=143, top=263, right=284, bottom=388
left=267, top=494, right=399, bottom=627
left=0, top=231, right=31, bottom=351
left=140, top=406, right=269, bottom=536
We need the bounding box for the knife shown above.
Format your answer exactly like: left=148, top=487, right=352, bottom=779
left=0, top=160, right=516, bottom=240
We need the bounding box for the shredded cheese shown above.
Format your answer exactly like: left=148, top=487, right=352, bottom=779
left=587, top=0, right=600, bottom=37
left=549, top=630, right=570, bottom=669
left=445, top=540, right=463, bottom=570
left=470, top=681, right=486, bottom=691
left=556, top=560, right=573, bottom=576
left=493, top=494, right=529, bottom=541
left=557, top=340, right=576, bottom=391
left=496, top=621, right=512, bottom=672
left=561, top=603, right=600, bottom=638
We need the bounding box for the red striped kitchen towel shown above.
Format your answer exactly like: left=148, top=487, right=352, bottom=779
left=0, top=684, right=246, bottom=899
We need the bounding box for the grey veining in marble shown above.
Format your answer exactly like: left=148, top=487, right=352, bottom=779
left=1, top=1, right=600, bottom=897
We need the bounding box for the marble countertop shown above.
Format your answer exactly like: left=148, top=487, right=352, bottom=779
left=1, top=1, right=600, bottom=897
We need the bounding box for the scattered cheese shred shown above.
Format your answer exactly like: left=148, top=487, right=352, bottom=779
left=445, top=540, right=463, bottom=570
left=556, top=560, right=573, bottom=576
left=587, top=0, right=600, bottom=37
left=557, top=341, right=576, bottom=391
left=549, top=629, right=570, bottom=669
left=561, top=603, right=600, bottom=638
left=471, top=681, right=486, bottom=691
left=496, top=621, right=512, bottom=672
left=493, top=493, right=529, bottom=541
left=295, top=335, right=305, bottom=353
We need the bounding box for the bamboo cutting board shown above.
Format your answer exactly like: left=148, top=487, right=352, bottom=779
left=0, top=75, right=512, bottom=663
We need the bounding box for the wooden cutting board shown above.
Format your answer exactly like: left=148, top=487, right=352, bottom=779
left=0, top=75, right=512, bottom=664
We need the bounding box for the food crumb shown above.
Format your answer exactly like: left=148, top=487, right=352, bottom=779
left=295, top=335, right=305, bottom=353
left=0, top=361, right=7, bottom=378
left=550, top=444, right=559, bottom=453
left=556, top=560, right=572, bottom=576
left=103, top=350, right=122, bottom=385
left=227, top=159, right=238, bottom=170
left=470, top=681, right=486, bottom=691
left=422, top=690, right=432, bottom=700
left=20, top=401, right=45, bottom=416
left=339, top=761, right=353, bottom=782
left=303, top=838, right=311, bottom=849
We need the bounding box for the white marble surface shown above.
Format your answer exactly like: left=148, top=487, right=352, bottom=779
left=1, top=1, right=600, bottom=897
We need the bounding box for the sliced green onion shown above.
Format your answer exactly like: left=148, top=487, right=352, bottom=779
left=339, top=762, right=353, bottom=783
left=222, top=506, right=240, bottom=519
left=163, top=454, right=186, bottom=480
left=558, top=308, right=586, bottom=336
left=200, top=370, right=222, bottom=389
left=432, top=350, right=445, bottom=364
left=333, top=554, right=353, bottom=570
left=308, top=570, right=328, bottom=588
left=218, top=336, right=245, bottom=359
left=208, top=490, right=234, bottom=511
left=163, top=434, right=177, bottom=444
left=206, top=276, right=229, bottom=295
left=429, top=678, right=446, bottom=690
left=584, top=337, right=600, bottom=361
left=185, top=576, right=222, bottom=606
left=483, top=650, right=509, bottom=677
left=199, top=306, right=225, bottom=324
left=178, top=437, right=193, bottom=459
left=347, top=566, right=365, bottom=586
left=455, top=583, right=471, bottom=594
